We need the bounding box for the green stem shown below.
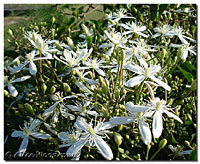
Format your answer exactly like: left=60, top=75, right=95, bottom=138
left=135, top=79, right=146, bottom=104
left=149, top=147, right=161, bottom=160
left=146, top=147, right=150, bottom=160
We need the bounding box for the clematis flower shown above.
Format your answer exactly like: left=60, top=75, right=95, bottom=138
left=7, top=50, right=51, bottom=75
left=58, top=128, right=81, bottom=160
left=66, top=117, right=115, bottom=160
left=163, top=26, right=196, bottom=44
left=106, top=8, right=135, bottom=22
left=168, top=145, right=193, bottom=158
left=169, top=42, right=196, bottom=60
left=152, top=24, right=172, bottom=38
left=148, top=97, right=183, bottom=138
left=11, top=118, right=50, bottom=157
left=110, top=102, right=152, bottom=145
left=120, top=21, right=148, bottom=37
left=125, top=58, right=171, bottom=91
left=25, top=31, right=58, bottom=58
left=4, top=75, right=31, bottom=97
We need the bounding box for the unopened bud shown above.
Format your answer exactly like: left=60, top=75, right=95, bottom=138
left=67, top=37, right=74, bottom=49
left=184, top=140, right=190, bottom=147
left=4, top=90, right=10, bottom=97
left=8, top=29, right=14, bottom=38
left=15, top=111, right=22, bottom=117
left=114, top=132, right=123, bottom=146
left=52, top=17, right=56, bottom=24
left=101, top=106, right=109, bottom=117
left=24, top=103, right=34, bottom=115
left=147, top=144, right=151, bottom=150
left=161, top=49, right=167, bottom=59
left=118, top=148, right=124, bottom=154
left=187, top=114, right=192, bottom=122
left=121, top=50, right=125, bottom=61
left=159, top=138, right=167, bottom=149
left=50, top=86, right=56, bottom=94
left=177, top=46, right=183, bottom=58
left=115, top=88, right=120, bottom=100
left=118, top=125, right=123, bottom=131
left=63, top=83, right=71, bottom=93
left=41, top=83, right=47, bottom=94
left=81, top=24, right=89, bottom=36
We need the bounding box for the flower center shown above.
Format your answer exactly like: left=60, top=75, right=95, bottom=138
left=156, top=101, right=162, bottom=111
left=24, top=127, right=30, bottom=136
left=71, top=134, right=78, bottom=142
left=81, top=106, right=86, bottom=113
left=145, top=67, right=150, bottom=76
left=88, top=125, right=95, bottom=136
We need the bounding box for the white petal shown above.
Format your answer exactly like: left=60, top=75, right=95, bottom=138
left=8, top=84, right=18, bottom=97
left=9, top=61, right=29, bottom=74
left=138, top=26, right=147, bottom=32
left=149, top=75, right=171, bottom=91
left=18, top=137, right=29, bottom=157
left=95, top=68, right=105, bottom=76
left=11, top=75, right=31, bottom=83
left=11, top=131, right=23, bottom=138
left=110, top=116, right=134, bottom=125
left=75, top=81, right=92, bottom=94
left=126, top=102, right=149, bottom=113
left=179, top=35, right=188, bottom=44
left=138, top=120, right=152, bottom=145
left=75, top=118, right=89, bottom=131
left=152, top=111, right=163, bottom=138
left=66, top=136, right=89, bottom=157
left=94, top=135, right=113, bottom=160
left=83, top=77, right=97, bottom=85
left=96, top=121, right=115, bottom=131
left=124, top=63, right=143, bottom=74
left=29, top=61, right=37, bottom=75
left=42, top=101, right=59, bottom=118
left=120, top=23, right=132, bottom=30
left=163, top=110, right=183, bottom=124
left=136, top=31, right=148, bottom=38
left=126, top=75, right=145, bottom=87
left=181, top=49, right=188, bottom=60
left=135, top=54, right=148, bottom=69
left=105, top=47, right=114, bottom=56
left=66, top=105, right=81, bottom=112
left=87, top=111, right=99, bottom=117
left=58, top=132, right=70, bottom=141
left=31, top=132, right=51, bottom=139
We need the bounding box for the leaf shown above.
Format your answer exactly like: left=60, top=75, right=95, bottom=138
left=4, top=50, right=19, bottom=58
left=185, top=120, right=192, bottom=125
left=180, top=61, right=196, bottom=76
left=159, top=4, right=170, bottom=15
left=178, top=66, right=193, bottom=83
left=171, top=133, right=177, bottom=143
left=126, top=4, right=132, bottom=10
left=189, top=148, right=197, bottom=160
left=85, top=36, right=93, bottom=46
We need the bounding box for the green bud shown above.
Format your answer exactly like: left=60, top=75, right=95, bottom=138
left=35, top=86, right=39, bottom=92
left=121, top=50, right=125, bottom=61
left=118, top=148, right=124, bottom=154
left=81, top=24, right=89, bottom=36
left=118, top=125, right=123, bottom=132
left=52, top=17, right=56, bottom=24
left=18, top=104, right=24, bottom=109
left=98, top=76, right=104, bottom=86
left=161, top=49, right=167, bottom=59
left=4, top=90, right=10, bottom=97
left=50, top=86, right=56, bottom=94
left=177, top=46, right=183, bottom=58
left=35, top=26, right=39, bottom=31
left=125, top=134, right=130, bottom=140
left=174, top=56, right=178, bottom=64
left=159, top=138, right=167, bottom=149
left=41, top=83, right=47, bottom=94
left=193, top=123, right=196, bottom=129
left=114, top=132, right=123, bottom=146
left=190, top=79, right=196, bottom=91
left=147, top=144, right=151, bottom=150
left=63, top=83, right=71, bottom=93
left=15, top=111, right=22, bottom=117
left=8, top=29, right=14, bottom=37
left=24, top=103, right=34, bottom=115
left=167, top=98, right=174, bottom=106
left=184, top=140, right=190, bottom=147
left=101, top=106, right=109, bottom=117
left=115, top=88, right=120, bottom=100
left=133, top=7, right=137, bottom=14
left=67, top=37, right=74, bottom=49
left=187, top=114, right=192, bottom=122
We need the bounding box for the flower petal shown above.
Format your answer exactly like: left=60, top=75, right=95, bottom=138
left=31, top=132, right=51, bottom=139
left=18, top=137, right=29, bottom=157
left=163, top=110, right=183, bottom=124
left=149, top=75, right=171, bottom=91
left=29, top=61, right=37, bottom=75
left=11, top=131, right=23, bottom=138
left=152, top=111, right=163, bottom=138
left=138, top=120, right=152, bottom=145
left=66, top=136, right=89, bottom=157
left=11, top=75, right=31, bottom=83
left=110, top=116, right=134, bottom=125
left=95, top=68, right=105, bottom=76
left=126, top=102, right=149, bottom=113
left=181, top=49, right=188, bottom=60
left=126, top=75, right=145, bottom=87
left=8, top=84, right=18, bottom=97
left=94, top=135, right=113, bottom=160
left=42, top=101, right=59, bottom=118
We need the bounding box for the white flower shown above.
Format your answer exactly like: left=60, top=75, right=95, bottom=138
left=163, top=26, right=196, bottom=44
left=74, top=58, right=113, bottom=77
left=152, top=24, right=172, bottom=38
left=11, top=118, right=50, bottom=157
left=125, top=58, right=171, bottom=91
left=66, top=100, right=98, bottom=117
left=66, top=118, right=115, bottom=160
left=106, top=8, right=135, bottom=22
left=170, top=43, right=196, bottom=60
left=148, top=97, right=183, bottom=138
left=120, top=21, right=148, bottom=37
left=168, top=145, right=193, bottom=158
left=8, top=50, right=51, bottom=75
left=110, top=102, right=152, bottom=145
left=4, top=75, right=31, bottom=97
left=58, top=128, right=81, bottom=160
left=25, top=31, right=57, bottom=58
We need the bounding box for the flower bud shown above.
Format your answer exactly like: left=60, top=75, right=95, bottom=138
left=187, top=113, right=192, bottom=122
left=133, top=7, right=137, bottom=14
left=67, top=37, right=74, bottom=49
left=121, top=49, right=125, bottom=61
left=159, top=138, right=167, bottom=149
left=81, top=24, right=89, bottom=36
left=190, top=79, right=196, bottom=91
left=24, top=103, right=34, bottom=115
left=55, top=41, right=63, bottom=51
left=147, top=144, right=151, bottom=150
left=18, top=104, right=24, bottom=109
left=4, top=90, right=10, bottom=98
left=8, top=29, right=14, bottom=38
left=101, top=106, right=109, bottom=117
left=50, top=86, right=56, bottom=94
left=41, top=83, right=47, bottom=94
left=52, top=17, right=56, bottom=24
left=184, top=140, right=190, bottom=147
left=114, top=132, right=123, bottom=146
left=118, top=147, right=124, bottom=154
left=125, top=134, right=130, bottom=140
left=177, top=46, right=183, bottom=58
left=115, top=88, right=120, bottom=100
left=15, top=111, right=22, bottom=117
left=161, top=49, right=167, bottom=59
left=118, top=125, right=123, bottom=131
left=63, top=83, right=71, bottom=93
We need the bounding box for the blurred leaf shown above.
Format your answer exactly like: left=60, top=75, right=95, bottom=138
left=126, top=4, right=132, bottom=10
left=4, top=50, right=19, bottom=58
left=159, top=4, right=170, bottom=15
left=178, top=66, right=193, bottom=83
left=189, top=148, right=197, bottom=160
left=171, top=133, right=177, bottom=143
left=85, top=36, right=93, bottom=46
left=185, top=120, right=192, bottom=125
left=180, top=61, right=196, bottom=76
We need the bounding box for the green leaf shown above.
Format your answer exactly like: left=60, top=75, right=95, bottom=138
left=85, top=36, right=93, bottom=46
left=178, top=66, right=193, bottom=83
left=180, top=61, right=196, bottom=76
left=189, top=148, right=197, bottom=160
left=185, top=120, right=192, bottom=125
left=159, top=4, right=170, bottom=15
left=171, top=133, right=177, bottom=143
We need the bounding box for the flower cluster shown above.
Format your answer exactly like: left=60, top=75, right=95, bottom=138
left=5, top=5, right=196, bottom=160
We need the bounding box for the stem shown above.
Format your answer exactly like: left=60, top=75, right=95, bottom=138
left=146, top=147, right=150, bottom=160
left=135, top=79, right=146, bottom=104
left=149, top=147, right=161, bottom=160
left=39, top=51, right=43, bottom=80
